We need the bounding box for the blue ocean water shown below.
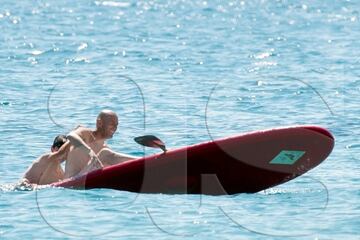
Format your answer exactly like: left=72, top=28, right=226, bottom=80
left=0, top=0, right=359, bottom=239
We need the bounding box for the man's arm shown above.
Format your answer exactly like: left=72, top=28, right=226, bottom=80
left=98, top=148, right=137, bottom=167
left=66, top=128, right=103, bottom=170
left=48, top=140, right=71, bottom=164
left=77, top=153, right=104, bottom=176
left=66, top=131, right=92, bottom=154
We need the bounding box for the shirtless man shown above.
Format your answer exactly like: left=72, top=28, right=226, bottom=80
left=64, top=109, right=136, bottom=178
left=21, top=135, right=70, bottom=186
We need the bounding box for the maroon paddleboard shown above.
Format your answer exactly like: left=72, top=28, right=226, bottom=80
left=54, top=125, right=334, bottom=195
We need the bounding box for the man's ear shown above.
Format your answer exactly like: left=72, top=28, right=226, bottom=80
left=97, top=118, right=103, bottom=128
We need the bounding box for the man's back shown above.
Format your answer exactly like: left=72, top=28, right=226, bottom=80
left=23, top=153, right=64, bottom=185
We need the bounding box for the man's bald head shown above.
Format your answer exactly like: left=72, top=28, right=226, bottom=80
left=97, top=109, right=118, bottom=122
left=96, top=110, right=118, bottom=139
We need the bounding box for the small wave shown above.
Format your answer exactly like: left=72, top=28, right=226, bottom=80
left=0, top=183, right=52, bottom=192
left=65, top=57, right=90, bottom=64
left=0, top=183, right=32, bottom=192
left=254, top=61, right=277, bottom=67
left=346, top=143, right=360, bottom=149
left=254, top=52, right=271, bottom=59
left=77, top=42, right=88, bottom=51
left=94, top=1, right=131, bottom=8
left=29, top=50, right=43, bottom=56
left=27, top=48, right=67, bottom=56
left=259, top=186, right=326, bottom=195
left=0, top=101, right=11, bottom=106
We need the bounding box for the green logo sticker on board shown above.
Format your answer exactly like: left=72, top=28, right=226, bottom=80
left=269, top=150, right=305, bottom=165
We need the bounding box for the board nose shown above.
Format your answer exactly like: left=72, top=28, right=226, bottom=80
left=303, top=126, right=334, bottom=140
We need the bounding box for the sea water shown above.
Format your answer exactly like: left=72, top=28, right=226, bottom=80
left=0, top=0, right=359, bottom=239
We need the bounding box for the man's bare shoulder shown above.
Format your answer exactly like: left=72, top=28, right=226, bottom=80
left=73, top=125, right=91, bottom=132
left=28, top=153, right=53, bottom=168
left=35, top=153, right=52, bottom=163
left=73, top=125, right=92, bottom=135
left=72, top=125, right=94, bottom=142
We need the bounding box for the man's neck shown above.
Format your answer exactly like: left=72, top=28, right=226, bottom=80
left=92, top=130, right=105, bottom=142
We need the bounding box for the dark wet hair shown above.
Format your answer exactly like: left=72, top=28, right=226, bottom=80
left=52, top=135, right=67, bottom=149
